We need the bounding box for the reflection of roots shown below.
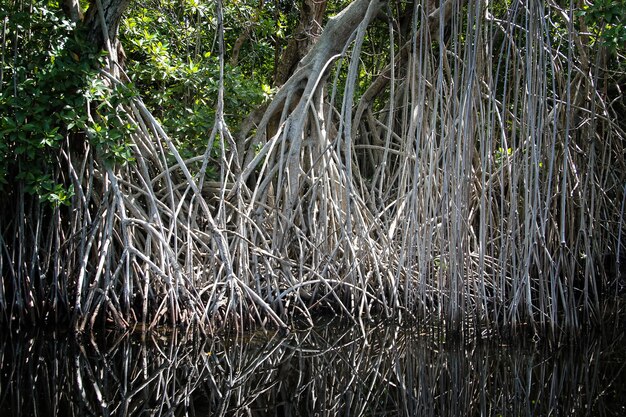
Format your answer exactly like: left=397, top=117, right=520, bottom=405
left=5, top=322, right=618, bottom=416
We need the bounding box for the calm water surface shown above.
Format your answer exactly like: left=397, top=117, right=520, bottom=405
left=1, top=319, right=625, bottom=416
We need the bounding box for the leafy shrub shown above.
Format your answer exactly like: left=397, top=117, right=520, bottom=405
left=0, top=2, right=136, bottom=206
left=120, top=1, right=266, bottom=162
left=579, top=0, right=626, bottom=52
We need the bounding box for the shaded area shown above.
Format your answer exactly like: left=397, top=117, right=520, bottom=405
left=1, top=320, right=625, bottom=416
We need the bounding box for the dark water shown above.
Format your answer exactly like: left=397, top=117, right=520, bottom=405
left=1, top=319, right=626, bottom=416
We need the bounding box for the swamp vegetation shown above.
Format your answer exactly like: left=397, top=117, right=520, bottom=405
left=0, top=0, right=625, bottom=340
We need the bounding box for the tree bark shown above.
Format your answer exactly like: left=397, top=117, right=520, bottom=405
left=59, top=0, right=130, bottom=64
left=274, top=0, right=328, bottom=86
left=82, top=0, right=131, bottom=53
left=60, top=0, right=84, bottom=22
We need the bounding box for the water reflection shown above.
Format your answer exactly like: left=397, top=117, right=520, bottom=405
left=1, top=321, right=625, bottom=416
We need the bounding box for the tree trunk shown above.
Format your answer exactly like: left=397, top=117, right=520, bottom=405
left=274, top=0, right=328, bottom=86
left=60, top=0, right=84, bottom=22
left=82, top=0, right=131, bottom=52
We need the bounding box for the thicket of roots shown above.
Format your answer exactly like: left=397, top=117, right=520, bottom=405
left=1, top=0, right=625, bottom=337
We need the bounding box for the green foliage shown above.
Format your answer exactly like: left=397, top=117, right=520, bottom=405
left=118, top=0, right=351, bottom=160
left=578, top=0, right=626, bottom=52
left=120, top=1, right=268, bottom=159
left=0, top=1, right=136, bottom=206
left=494, top=147, right=512, bottom=168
